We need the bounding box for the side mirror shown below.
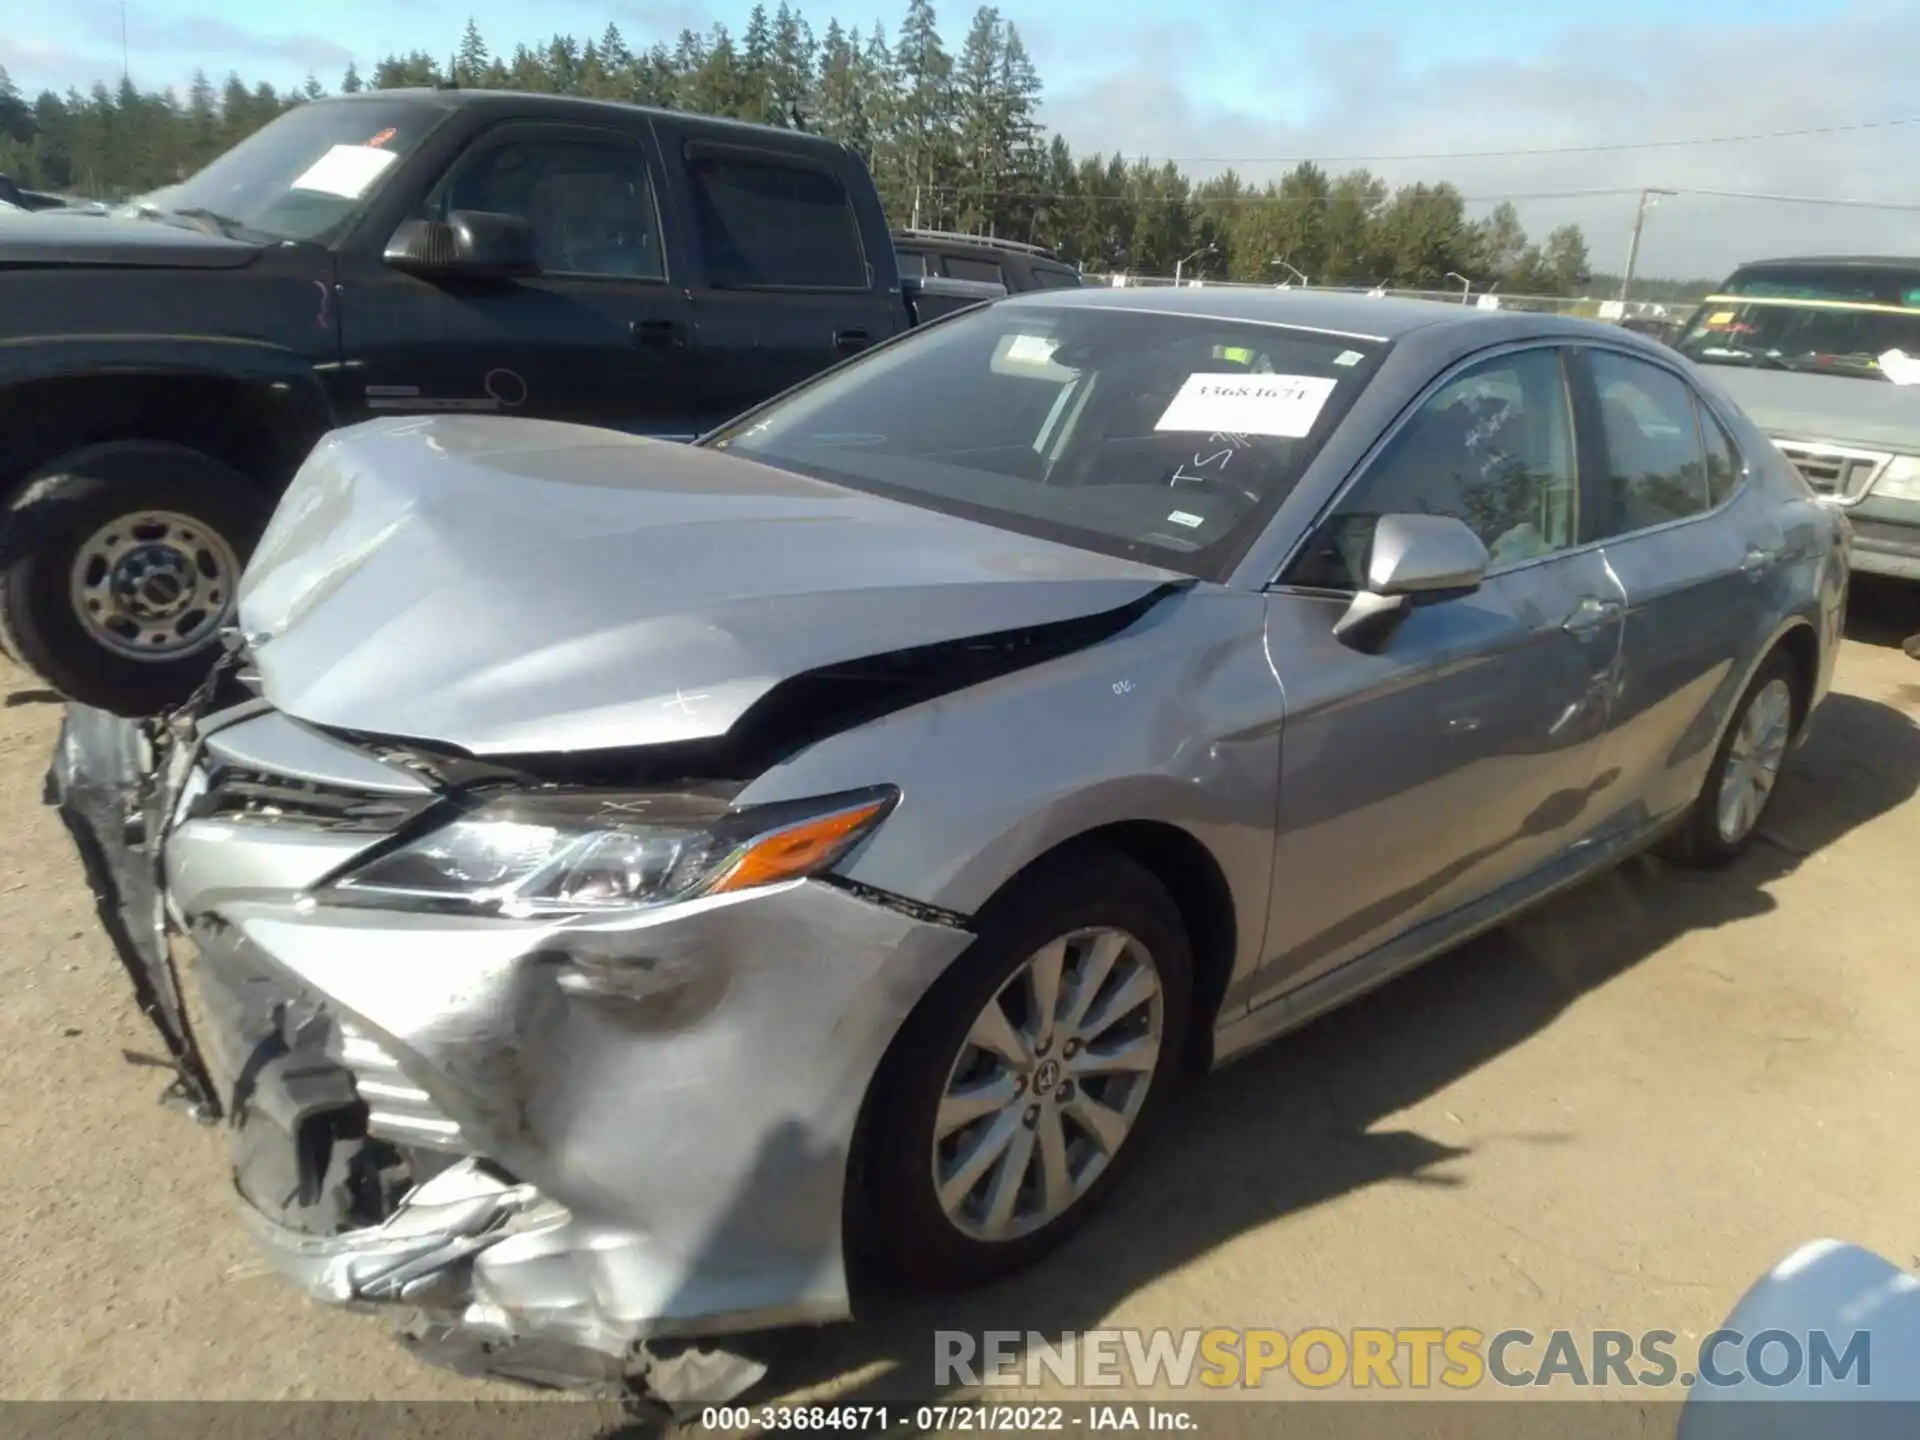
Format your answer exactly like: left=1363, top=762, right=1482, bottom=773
left=383, top=210, right=540, bottom=281
left=1332, top=512, right=1489, bottom=653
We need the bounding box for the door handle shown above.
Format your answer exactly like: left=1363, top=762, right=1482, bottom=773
left=1562, top=595, right=1624, bottom=634
left=833, top=328, right=873, bottom=355
left=631, top=318, right=685, bottom=348
left=1740, top=545, right=1782, bottom=574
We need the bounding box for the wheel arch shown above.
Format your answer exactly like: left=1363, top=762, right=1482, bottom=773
left=0, top=362, right=335, bottom=507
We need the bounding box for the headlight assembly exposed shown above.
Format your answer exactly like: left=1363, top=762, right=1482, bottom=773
left=316, top=785, right=898, bottom=916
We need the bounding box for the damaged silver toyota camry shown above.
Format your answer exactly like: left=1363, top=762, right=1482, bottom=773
left=50, top=288, right=1847, bottom=1405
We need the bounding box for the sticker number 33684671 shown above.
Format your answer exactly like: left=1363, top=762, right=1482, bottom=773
left=1155, top=372, right=1339, bottom=439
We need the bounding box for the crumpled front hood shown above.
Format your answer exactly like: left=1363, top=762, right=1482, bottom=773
left=1701, top=364, right=1920, bottom=452
left=239, top=416, right=1179, bottom=756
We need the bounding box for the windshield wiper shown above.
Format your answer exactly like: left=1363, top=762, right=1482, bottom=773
left=153, top=206, right=254, bottom=241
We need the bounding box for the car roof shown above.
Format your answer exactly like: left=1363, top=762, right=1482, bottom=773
left=322, top=88, right=849, bottom=155
left=1735, top=255, right=1920, bottom=271
left=999, top=284, right=1640, bottom=346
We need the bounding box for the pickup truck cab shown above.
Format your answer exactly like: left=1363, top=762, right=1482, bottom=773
left=0, top=89, right=996, bottom=714
left=1673, top=256, right=1920, bottom=584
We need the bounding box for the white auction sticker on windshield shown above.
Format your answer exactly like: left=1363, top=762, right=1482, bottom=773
left=1154, top=373, right=1338, bottom=439
left=1005, top=334, right=1059, bottom=364
left=290, top=144, right=400, bottom=199
left=1878, top=349, right=1920, bottom=385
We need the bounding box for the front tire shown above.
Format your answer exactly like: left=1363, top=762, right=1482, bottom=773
left=1659, top=650, right=1799, bottom=869
left=865, top=849, right=1192, bottom=1291
left=0, top=443, right=268, bottom=715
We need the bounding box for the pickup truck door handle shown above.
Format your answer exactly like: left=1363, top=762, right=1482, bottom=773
left=631, top=318, right=685, bottom=348
left=1562, top=595, right=1624, bottom=634
left=833, top=328, right=873, bottom=354
left=1740, top=545, right=1782, bottom=574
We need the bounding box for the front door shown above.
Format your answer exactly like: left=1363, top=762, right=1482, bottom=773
left=1254, top=344, right=1625, bottom=1004
left=340, top=120, right=699, bottom=437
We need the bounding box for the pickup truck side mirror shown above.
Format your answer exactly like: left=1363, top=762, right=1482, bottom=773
left=383, top=210, right=540, bottom=282
left=1332, top=512, right=1489, bottom=654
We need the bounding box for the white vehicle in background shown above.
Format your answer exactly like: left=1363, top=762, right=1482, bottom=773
left=1673, top=256, right=1920, bottom=585
left=1680, top=1239, right=1920, bottom=1439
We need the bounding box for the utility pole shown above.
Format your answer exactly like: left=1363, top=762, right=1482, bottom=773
left=121, top=0, right=130, bottom=85
left=1619, top=188, right=1676, bottom=304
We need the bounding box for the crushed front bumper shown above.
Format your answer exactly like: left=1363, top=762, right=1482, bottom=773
left=47, top=691, right=972, bottom=1403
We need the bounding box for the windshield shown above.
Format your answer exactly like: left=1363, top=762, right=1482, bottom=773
left=705, top=304, right=1383, bottom=577
left=1677, top=266, right=1920, bottom=382
left=131, top=98, right=446, bottom=244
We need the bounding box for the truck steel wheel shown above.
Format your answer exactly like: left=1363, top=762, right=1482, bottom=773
left=864, top=850, right=1192, bottom=1290
left=0, top=443, right=268, bottom=715
left=1659, top=649, right=1799, bottom=869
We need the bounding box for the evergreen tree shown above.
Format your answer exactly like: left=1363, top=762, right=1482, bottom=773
left=456, top=20, right=491, bottom=87
left=0, top=2, right=1600, bottom=294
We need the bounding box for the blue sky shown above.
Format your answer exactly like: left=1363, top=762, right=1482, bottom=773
left=5, top=0, right=1916, bottom=273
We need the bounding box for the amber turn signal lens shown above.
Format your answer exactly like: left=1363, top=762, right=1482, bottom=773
left=707, top=796, right=893, bottom=895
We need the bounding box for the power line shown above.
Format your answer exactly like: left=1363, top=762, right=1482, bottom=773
left=1138, top=114, right=1920, bottom=165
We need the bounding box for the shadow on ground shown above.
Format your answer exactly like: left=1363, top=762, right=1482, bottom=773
left=1845, top=577, right=1920, bottom=652
left=678, top=687, right=1920, bottom=1414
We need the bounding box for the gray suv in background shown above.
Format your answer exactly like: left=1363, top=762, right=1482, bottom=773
left=894, top=228, right=1087, bottom=291
left=1674, top=255, right=1920, bottom=584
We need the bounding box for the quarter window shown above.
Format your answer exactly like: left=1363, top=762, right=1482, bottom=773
left=684, top=148, right=866, bottom=289
left=1288, top=348, right=1579, bottom=590
left=1696, top=398, right=1743, bottom=507
left=942, top=255, right=1006, bottom=285
left=428, top=137, right=663, bottom=281
left=1591, top=351, right=1712, bottom=534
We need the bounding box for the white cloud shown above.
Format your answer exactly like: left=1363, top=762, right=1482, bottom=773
left=1040, top=2, right=1920, bottom=277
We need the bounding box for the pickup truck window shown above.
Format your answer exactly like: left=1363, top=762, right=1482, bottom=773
left=709, top=304, right=1383, bottom=579
left=133, top=97, right=444, bottom=244
left=427, top=138, right=665, bottom=281
left=684, top=147, right=867, bottom=290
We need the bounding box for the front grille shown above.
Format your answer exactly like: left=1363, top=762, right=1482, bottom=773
left=334, top=1020, right=467, bottom=1152
left=1774, top=442, right=1887, bottom=502
left=195, top=765, right=434, bottom=834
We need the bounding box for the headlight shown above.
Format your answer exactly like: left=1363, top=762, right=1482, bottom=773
left=316, top=785, right=898, bottom=916
left=1872, top=455, right=1920, bottom=502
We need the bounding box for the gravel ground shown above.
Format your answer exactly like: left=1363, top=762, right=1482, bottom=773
left=1, top=579, right=1916, bottom=1408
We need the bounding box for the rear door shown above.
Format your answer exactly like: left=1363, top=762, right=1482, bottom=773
left=1576, top=344, right=1784, bottom=830
left=339, top=118, right=699, bottom=437
left=663, top=134, right=902, bottom=431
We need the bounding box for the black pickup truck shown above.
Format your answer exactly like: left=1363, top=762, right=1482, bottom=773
left=0, top=89, right=997, bottom=714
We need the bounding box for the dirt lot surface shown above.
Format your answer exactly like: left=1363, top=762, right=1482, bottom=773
left=1, top=582, right=1917, bottom=1409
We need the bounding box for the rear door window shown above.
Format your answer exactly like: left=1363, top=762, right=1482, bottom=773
left=1590, top=351, right=1712, bottom=535
left=683, top=146, right=867, bottom=289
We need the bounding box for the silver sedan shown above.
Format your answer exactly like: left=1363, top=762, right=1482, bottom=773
left=51, top=287, right=1848, bottom=1404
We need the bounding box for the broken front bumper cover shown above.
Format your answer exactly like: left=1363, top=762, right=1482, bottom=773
left=46, top=689, right=974, bottom=1403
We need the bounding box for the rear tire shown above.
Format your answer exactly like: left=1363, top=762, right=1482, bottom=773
left=1658, top=649, right=1799, bottom=869
left=0, top=443, right=268, bottom=715
left=863, top=848, right=1192, bottom=1291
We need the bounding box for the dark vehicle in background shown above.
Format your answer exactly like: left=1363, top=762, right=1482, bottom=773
left=1674, top=256, right=1920, bottom=584
left=0, top=90, right=996, bottom=717
left=894, top=227, right=1086, bottom=291
left=0, top=174, right=90, bottom=212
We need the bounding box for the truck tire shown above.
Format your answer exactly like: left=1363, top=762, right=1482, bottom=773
left=0, top=442, right=270, bottom=715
